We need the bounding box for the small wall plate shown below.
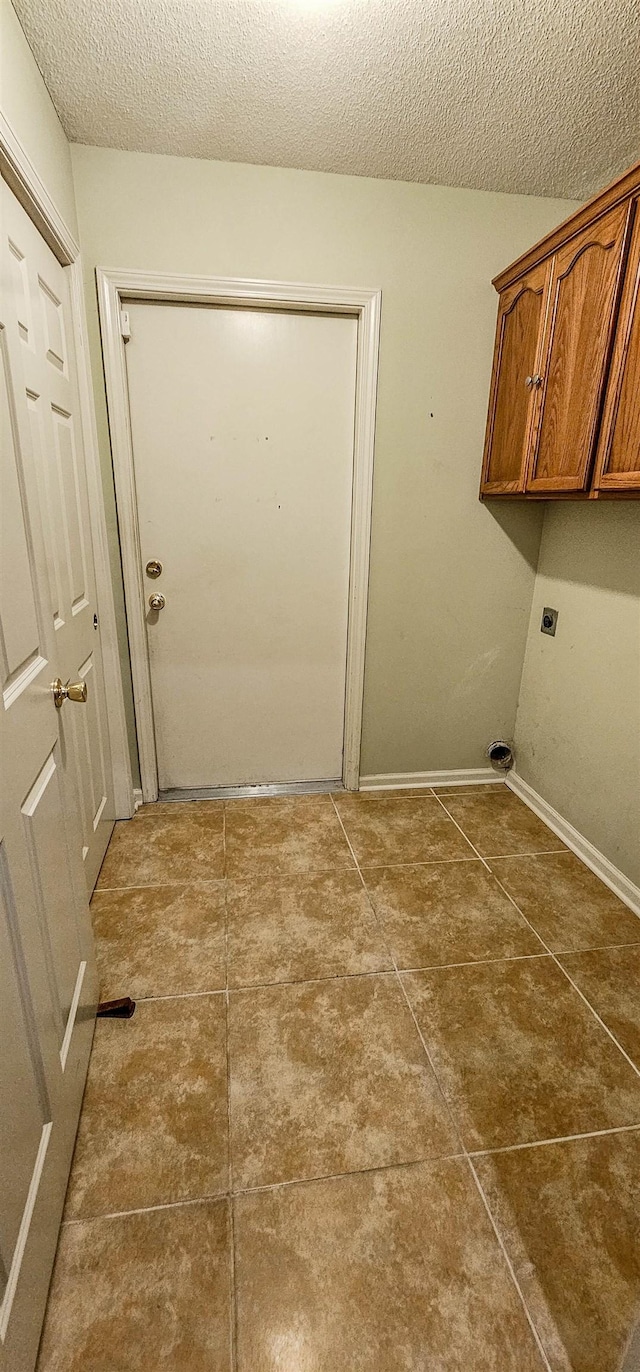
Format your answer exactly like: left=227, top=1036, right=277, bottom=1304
left=541, top=607, right=559, bottom=636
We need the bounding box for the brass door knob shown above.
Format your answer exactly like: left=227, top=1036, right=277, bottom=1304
left=148, top=593, right=166, bottom=611
left=52, top=678, right=88, bottom=709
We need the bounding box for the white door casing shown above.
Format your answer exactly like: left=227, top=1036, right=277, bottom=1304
left=125, top=301, right=358, bottom=790
left=97, top=269, right=382, bottom=800
left=0, top=180, right=102, bottom=1372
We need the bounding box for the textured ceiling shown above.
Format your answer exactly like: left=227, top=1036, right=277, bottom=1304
left=13, top=0, right=640, bottom=199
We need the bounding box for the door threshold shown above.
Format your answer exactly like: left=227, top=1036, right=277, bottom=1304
left=157, top=779, right=344, bottom=802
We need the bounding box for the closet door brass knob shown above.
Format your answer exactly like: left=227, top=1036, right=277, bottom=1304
left=52, top=678, right=88, bottom=709
left=148, top=593, right=166, bottom=611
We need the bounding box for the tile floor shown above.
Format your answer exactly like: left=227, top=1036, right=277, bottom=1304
left=37, top=784, right=640, bottom=1372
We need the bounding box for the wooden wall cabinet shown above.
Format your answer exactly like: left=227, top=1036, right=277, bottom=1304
left=480, top=161, right=640, bottom=499
left=481, top=262, right=550, bottom=494
left=593, top=196, right=640, bottom=492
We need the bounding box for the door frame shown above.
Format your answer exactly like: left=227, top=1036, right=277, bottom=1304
left=0, top=112, right=134, bottom=817
left=96, top=268, right=382, bottom=800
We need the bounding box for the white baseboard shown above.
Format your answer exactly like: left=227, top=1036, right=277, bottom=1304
left=132, top=787, right=143, bottom=812
left=506, top=772, right=640, bottom=919
left=359, top=767, right=503, bottom=792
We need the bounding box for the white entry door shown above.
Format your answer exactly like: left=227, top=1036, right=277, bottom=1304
left=1, top=180, right=111, bottom=1370
left=125, top=303, right=358, bottom=790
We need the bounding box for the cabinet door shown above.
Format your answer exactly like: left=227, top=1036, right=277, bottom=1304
left=593, top=198, right=640, bottom=492
left=480, top=261, right=550, bottom=495
left=527, top=200, right=632, bottom=493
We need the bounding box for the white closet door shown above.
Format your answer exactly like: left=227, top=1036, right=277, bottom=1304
left=4, top=184, right=114, bottom=888
left=0, top=179, right=106, bottom=1371
left=125, top=302, right=358, bottom=790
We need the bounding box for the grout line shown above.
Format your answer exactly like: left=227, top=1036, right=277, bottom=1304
left=466, top=1156, right=554, bottom=1372
left=228, top=1190, right=237, bottom=1372
left=330, top=794, right=552, bottom=1360
left=476, top=848, right=568, bottom=859
left=468, top=1121, right=640, bottom=1158
left=231, top=1153, right=464, bottom=1199
left=60, top=1120, right=640, bottom=1225
left=485, top=851, right=576, bottom=865
left=62, top=1154, right=468, bottom=1227
left=433, top=792, right=640, bottom=1079
left=222, top=803, right=227, bottom=882
left=431, top=792, right=496, bottom=866
left=135, top=988, right=226, bottom=1003
left=94, top=878, right=226, bottom=893
left=222, top=806, right=238, bottom=1372
left=229, top=967, right=395, bottom=993
left=62, top=1192, right=227, bottom=1225
left=355, top=855, right=479, bottom=869
left=544, top=960, right=640, bottom=1079
left=554, top=938, right=640, bottom=956
left=106, top=947, right=640, bottom=1006
left=489, top=873, right=640, bottom=1081
left=227, top=953, right=552, bottom=996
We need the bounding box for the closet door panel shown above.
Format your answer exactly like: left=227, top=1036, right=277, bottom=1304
left=527, top=201, right=632, bottom=493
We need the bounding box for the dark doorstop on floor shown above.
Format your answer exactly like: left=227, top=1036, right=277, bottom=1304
left=97, top=997, right=136, bottom=1019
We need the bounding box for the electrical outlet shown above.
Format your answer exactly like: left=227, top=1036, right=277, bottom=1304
left=541, top=607, right=558, bottom=636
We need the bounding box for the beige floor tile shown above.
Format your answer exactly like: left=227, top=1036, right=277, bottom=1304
left=228, top=973, right=456, bottom=1188
left=234, top=1159, right=546, bottom=1371
left=403, top=957, right=640, bottom=1150
left=36, top=1200, right=231, bottom=1372
left=559, top=945, right=640, bottom=1067
left=489, top=852, right=640, bottom=951
left=224, top=793, right=354, bottom=876
left=334, top=794, right=475, bottom=867
left=65, top=996, right=228, bottom=1218
left=91, top=882, right=226, bottom=999
left=227, top=870, right=392, bottom=986
left=363, top=861, right=544, bottom=968
left=440, top=790, right=566, bottom=857
left=475, top=1131, right=640, bottom=1372
left=97, top=808, right=224, bottom=888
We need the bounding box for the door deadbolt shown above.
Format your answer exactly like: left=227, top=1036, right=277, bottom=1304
left=145, top=559, right=163, bottom=579
left=148, top=593, right=166, bottom=611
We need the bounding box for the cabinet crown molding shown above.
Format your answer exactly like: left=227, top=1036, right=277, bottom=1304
left=493, top=158, right=640, bottom=293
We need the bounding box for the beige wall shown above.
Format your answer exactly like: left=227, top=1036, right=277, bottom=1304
left=71, top=143, right=577, bottom=779
left=1, top=0, right=78, bottom=237
left=515, top=504, right=640, bottom=887
left=4, top=12, right=635, bottom=875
